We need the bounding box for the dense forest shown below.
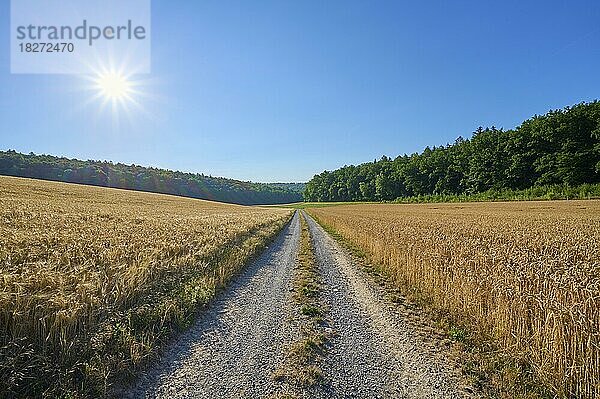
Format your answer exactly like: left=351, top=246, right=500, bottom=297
left=0, top=151, right=303, bottom=205
left=305, top=101, right=600, bottom=202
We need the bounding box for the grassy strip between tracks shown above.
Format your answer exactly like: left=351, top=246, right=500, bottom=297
left=273, top=212, right=330, bottom=394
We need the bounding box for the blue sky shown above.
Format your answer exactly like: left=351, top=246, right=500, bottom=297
left=1, top=0, right=599, bottom=182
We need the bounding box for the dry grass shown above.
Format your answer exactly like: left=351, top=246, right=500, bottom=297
left=274, top=213, right=328, bottom=390
left=309, top=201, right=600, bottom=398
left=0, top=176, right=292, bottom=398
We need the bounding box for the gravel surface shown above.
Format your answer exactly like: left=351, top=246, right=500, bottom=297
left=303, top=211, right=471, bottom=399
left=127, top=210, right=473, bottom=398
left=127, top=212, right=301, bottom=399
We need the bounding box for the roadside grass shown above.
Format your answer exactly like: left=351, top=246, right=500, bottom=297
left=273, top=212, right=330, bottom=391
left=391, top=183, right=600, bottom=204
left=308, top=212, right=553, bottom=399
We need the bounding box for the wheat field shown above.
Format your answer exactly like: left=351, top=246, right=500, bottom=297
left=0, top=176, right=292, bottom=397
left=309, top=201, right=600, bottom=398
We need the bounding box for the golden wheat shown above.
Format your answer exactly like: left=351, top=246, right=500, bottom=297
left=0, top=176, right=292, bottom=397
left=309, top=201, right=600, bottom=398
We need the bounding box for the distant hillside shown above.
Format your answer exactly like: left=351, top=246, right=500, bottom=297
left=305, top=101, right=600, bottom=202
left=0, top=151, right=303, bottom=205
left=268, top=182, right=306, bottom=194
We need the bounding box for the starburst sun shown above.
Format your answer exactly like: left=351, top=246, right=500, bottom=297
left=94, top=71, right=133, bottom=101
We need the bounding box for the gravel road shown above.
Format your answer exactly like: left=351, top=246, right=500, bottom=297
left=128, top=210, right=472, bottom=398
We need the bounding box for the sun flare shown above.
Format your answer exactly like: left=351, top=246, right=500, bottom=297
left=94, top=72, right=132, bottom=100
left=80, top=60, right=157, bottom=124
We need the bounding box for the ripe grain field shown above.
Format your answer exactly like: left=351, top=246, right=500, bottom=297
left=0, top=176, right=292, bottom=398
left=308, top=201, right=600, bottom=398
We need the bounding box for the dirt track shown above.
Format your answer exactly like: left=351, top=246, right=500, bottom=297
left=128, top=210, right=472, bottom=398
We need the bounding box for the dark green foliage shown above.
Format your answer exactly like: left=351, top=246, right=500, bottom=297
left=305, top=101, right=600, bottom=202
left=268, top=182, right=306, bottom=194
left=0, top=151, right=302, bottom=205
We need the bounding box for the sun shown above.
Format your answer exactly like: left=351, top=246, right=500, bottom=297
left=94, top=72, right=132, bottom=100
left=78, top=60, right=157, bottom=125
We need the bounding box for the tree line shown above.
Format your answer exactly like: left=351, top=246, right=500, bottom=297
left=304, top=101, right=600, bottom=202
left=0, top=151, right=303, bottom=205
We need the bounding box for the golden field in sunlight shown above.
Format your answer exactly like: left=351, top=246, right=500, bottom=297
left=309, top=201, right=600, bottom=398
left=0, top=176, right=292, bottom=397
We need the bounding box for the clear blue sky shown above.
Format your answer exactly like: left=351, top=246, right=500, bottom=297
left=1, top=0, right=599, bottom=182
